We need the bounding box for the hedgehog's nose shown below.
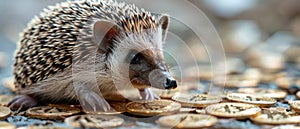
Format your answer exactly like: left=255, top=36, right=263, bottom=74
left=165, top=77, right=177, bottom=89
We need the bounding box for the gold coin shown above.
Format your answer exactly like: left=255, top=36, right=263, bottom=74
left=214, top=75, right=258, bottom=88
left=0, top=121, right=15, bottom=129
left=226, top=93, right=276, bottom=106
left=250, top=108, right=300, bottom=124
left=156, top=114, right=218, bottom=129
left=64, top=115, right=124, bottom=128
left=172, top=93, right=221, bottom=108
left=237, top=88, right=287, bottom=99
left=0, top=106, right=11, bottom=120
left=0, top=95, right=14, bottom=106
left=126, top=99, right=181, bottom=116
left=179, top=107, right=196, bottom=113
left=151, top=87, right=180, bottom=99
left=26, top=106, right=81, bottom=120
left=18, top=126, right=70, bottom=129
left=265, top=107, right=296, bottom=115
left=272, top=125, right=300, bottom=129
left=261, top=72, right=287, bottom=83
left=296, top=91, right=300, bottom=99
left=205, top=102, right=261, bottom=118
left=289, top=100, right=300, bottom=112
left=276, top=77, right=294, bottom=89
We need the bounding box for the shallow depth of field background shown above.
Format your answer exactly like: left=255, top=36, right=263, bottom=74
left=0, top=0, right=300, bottom=88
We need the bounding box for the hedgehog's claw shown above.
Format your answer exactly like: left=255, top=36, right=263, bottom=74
left=8, top=95, right=38, bottom=111
left=77, top=89, right=113, bottom=113
left=139, top=88, right=160, bottom=100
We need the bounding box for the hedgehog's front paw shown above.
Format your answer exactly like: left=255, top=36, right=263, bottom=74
left=8, top=95, right=38, bottom=111
left=78, top=90, right=112, bottom=113
left=139, top=88, right=160, bottom=100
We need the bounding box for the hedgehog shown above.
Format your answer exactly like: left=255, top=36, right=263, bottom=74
left=9, top=0, right=177, bottom=112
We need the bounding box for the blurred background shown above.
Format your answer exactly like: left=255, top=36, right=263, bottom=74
left=0, top=0, right=300, bottom=88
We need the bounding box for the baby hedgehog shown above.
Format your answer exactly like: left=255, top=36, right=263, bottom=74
left=9, top=0, right=177, bottom=112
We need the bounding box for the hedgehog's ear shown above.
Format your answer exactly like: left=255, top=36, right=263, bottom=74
left=159, top=15, right=170, bottom=41
left=93, top=20, right=121, bottom=53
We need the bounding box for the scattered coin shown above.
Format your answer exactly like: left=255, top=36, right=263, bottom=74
left=214, top=75, right=258, bottom=88
left=288, top=100, right=300, bottom=112
left=226, top=93, right=276, bottom=106
left=296, top=91, right=300, bottom=99
left=272, top=125, right=300, bottom=129
left=0, top=95, right=14, bottom=106
left=260, top=72, right=287, bottom=83
left=126, top=99, right=181, bottom=116
left=156, top=114, right=218, bottom=129
left=205, top=102, right=261, bottom=118
left=26, top=106, right=81, bottom=120
left=250, top=108, right=300, bottom=124
left=0, top=106, right=11, bottom=120
left=172, top=93, right=221, bottom=108
left=18, top=126, right=71, bottom=129
left=237, top=88, right=287, bottom=99
left=151, top=87, right=180, bottom=99
left=64, top=115, right=124, bottom=128
left=0, top=121, right=15, bottom=129
left=246, top=45, right=285, bottom=72
left=265, top=107, right=296, bottom=115
left=276, top=77, right=294, bottom=89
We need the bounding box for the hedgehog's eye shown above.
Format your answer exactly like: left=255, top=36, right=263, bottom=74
left=131, top=53, right=143, bottom=64
left=127, top=50, right=143, bottom=64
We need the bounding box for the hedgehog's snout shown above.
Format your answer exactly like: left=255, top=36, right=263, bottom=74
left=165, top=75, right=177, bottom=89
left=149, top=70, right=177, bottom=90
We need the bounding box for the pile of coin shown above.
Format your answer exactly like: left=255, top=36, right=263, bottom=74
left=2, top=70, right=300, bottom=129
left=1, top=81, right=300, bottom=128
